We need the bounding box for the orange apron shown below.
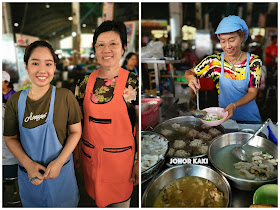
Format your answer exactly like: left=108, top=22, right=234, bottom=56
left=82, top=68, right=135, bottom=207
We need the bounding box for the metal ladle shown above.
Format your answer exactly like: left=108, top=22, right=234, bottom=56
left=231, top=118, right=271, bottom=161
left=191, top=88, right=207, bottom=118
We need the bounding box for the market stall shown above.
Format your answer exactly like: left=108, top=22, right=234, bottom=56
left=141, top=97, right=278, bottom=208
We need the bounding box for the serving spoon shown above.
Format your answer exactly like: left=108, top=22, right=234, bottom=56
left=231, top=118, right=271, bottom=161
left=191, top=88, right=207, bottom=118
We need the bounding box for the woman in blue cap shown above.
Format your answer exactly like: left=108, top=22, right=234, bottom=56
left=185, top=15, right=262, bottom=123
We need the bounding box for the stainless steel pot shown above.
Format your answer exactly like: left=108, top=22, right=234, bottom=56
left=239, top=128, right=267, bottom=139
left=142, top=164, right=231, bottom=207
left=208, top=132, right=278, bottom=191
left=153, top=116, right=225, bottom=158
left=141, top=131, right=169, bottom=183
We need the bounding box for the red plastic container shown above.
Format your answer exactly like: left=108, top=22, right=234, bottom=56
left=141, top=98, right=162, bottom=130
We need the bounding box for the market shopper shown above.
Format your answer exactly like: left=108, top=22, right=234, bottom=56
left=122, top=52, right=139, bottom=75
left=2, top=71, right=16, bottom=103
left=4, top=41, right=81, bottom=207
left=75, top=20, right=139, bottom=207
left=185, top=15, right=262, bottom=122
left=265, top=35, right=277, bottom=80
left=3, top=71, right=18, bottom=179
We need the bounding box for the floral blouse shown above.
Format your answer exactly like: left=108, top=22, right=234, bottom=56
left=75, top=71, right=139, bottom=126
left=194, top=53, right=262, bottom=94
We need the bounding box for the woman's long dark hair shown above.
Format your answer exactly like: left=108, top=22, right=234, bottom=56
left=122, top=52, right=137, bottom=66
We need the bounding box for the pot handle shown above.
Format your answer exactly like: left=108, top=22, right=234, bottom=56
left=144, top=126, right=154, bottom=131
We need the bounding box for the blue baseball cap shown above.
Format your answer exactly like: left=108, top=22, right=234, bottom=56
left=215, top=15, right=249, bottom=41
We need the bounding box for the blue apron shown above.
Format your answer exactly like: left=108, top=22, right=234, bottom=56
left=17, top=86, right=79, bottom=207
left=219, top=52, right=261, bottom=122
left=124, top=65, right=138, bottom=75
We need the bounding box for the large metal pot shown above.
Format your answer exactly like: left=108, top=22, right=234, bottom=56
left=208, top=132, right=278, bottom=191
left=141, top=131, right=169, bottom=183
left=153, top=116, right=225, bottom=158
left=142, top=164, right=231, bottom=207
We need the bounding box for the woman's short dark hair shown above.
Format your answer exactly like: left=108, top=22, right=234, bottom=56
left=24, top=40, right=58, bottom=65
left=92, top=20, right=127, bottom=53
left=271, top=35, right=277, bottom=41
left=122, top=52, right=137, bottom=66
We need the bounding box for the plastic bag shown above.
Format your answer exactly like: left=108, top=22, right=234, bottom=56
left=141, top=41, right=164, bottom=59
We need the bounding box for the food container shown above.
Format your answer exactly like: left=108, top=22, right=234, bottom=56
left=141, top=98, right=162, bottom=130
left=141, top=131, right=169, bottom=183
left=208, top=132, right=278, bottom=191
left=142, top=164, right=231, bottom=207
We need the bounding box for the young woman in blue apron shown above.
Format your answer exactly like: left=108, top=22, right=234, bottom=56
left=4, top=41, right=81, bottom=207
left=185, top=15, right=261, bottom=123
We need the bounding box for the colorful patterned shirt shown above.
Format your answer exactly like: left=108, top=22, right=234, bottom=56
left=75, top=71, right=139, bottom=126
left=194, top=53, right=262, bottom=94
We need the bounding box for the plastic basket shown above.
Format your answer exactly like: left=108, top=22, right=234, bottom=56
left=141, top=98, right=162, bottom=130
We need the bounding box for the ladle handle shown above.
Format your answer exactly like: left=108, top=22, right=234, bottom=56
left=254, top=118, right=271, bottom=137
left=196, top=88, right=200, bottom=110
left=243, top=118, right=271, bottom=147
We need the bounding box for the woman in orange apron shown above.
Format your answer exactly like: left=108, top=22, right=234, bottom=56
left=75, top=20, right=139, bottom=207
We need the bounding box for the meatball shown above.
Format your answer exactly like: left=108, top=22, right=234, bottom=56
left=174, top=149, right=190, bottom=158
left=201, top=124, right=212, bottom=130
left=187, top=129, right=199, bottom=139
left=161, top=129, right=173, bottom=136
left=167, top=147, right=175, bottom=157
left=198, top=131, right=212, bottom=141
left=208, top=128, right=221, bottom=137
left=173, top=140, right=186, bottom=149
left=179, top=126, right=190, bottom=134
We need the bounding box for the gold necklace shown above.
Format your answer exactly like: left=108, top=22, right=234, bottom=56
left=225, top=51, right=242, bottom=70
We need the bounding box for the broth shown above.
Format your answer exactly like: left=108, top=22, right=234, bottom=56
left=213, top=144, right=264, bottom=177
left=153, top=176, right=225, bottom=207
left=213, top=144, right=277, bottom=180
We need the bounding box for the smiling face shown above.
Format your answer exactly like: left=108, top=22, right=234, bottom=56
left=25, top=47, right=56, bottom=89
left=220, top=32, right=244, bottom=57
left=127, top=55, right=137, bottom=67
left=95, top=31, right=124, bottom=70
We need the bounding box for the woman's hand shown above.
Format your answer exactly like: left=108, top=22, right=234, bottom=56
left=223, top=103, right=236, bottom=121
left=43, top=159, right=64, bottom=180
left=185, top=69, right=200, bottom=94
left=25, top=161, right=46, bottom=185
left=131, top=161, right=139, bottom=186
